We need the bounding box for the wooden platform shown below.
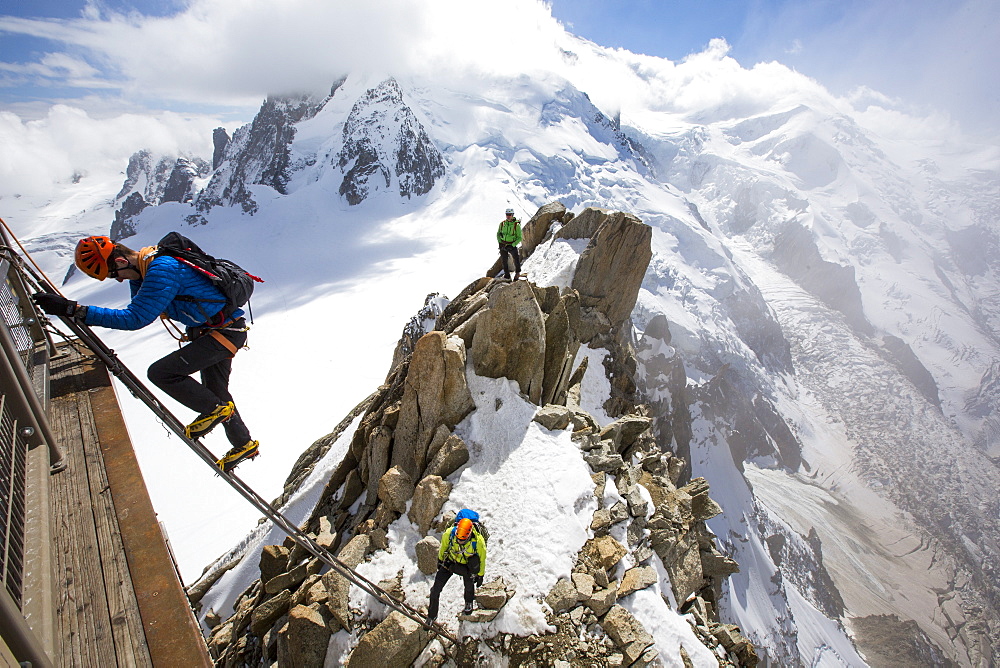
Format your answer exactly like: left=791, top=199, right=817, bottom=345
left=46, top=342, right=211, bottom=667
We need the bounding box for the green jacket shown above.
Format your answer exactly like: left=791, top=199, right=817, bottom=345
left=438, top=525, right=487, bottom=576
left=497, top=218, right=523, bottom=246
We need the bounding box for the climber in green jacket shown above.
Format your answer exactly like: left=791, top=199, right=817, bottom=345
left=496, top=207, right=523, bottom=280
left=426, top=517, right=487, bottom=621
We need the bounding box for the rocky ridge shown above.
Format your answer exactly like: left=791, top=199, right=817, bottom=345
left=110, top=150, right=211, bottom=240
left=195, top=203, right=757, bottom=666
left=194, top=88, right=338, bottom=216
left=106, top=76, right=447, bottom=240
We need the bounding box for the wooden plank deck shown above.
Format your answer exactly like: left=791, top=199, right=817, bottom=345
left=46, top=342, right=211, bottom=667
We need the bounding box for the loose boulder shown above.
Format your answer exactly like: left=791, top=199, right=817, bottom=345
left=423, top=433, right=470, bottom=480
left=377, top=466, right=415, bottom=514
left=475, top=578, right=514, bottom=610
left=415, top=536, right=440, bottom=575
left=282, top=604, right=331, bottom=668
left=407, top=475, right=451, bottom=535
left=602, top=605, right=656, bottom=665
left=346, top=611, right=431, bottom=668
left=259, top=545, right=290, bottom=584
left=545, top=577, right=580, bottom=615
left=250, top=589, right=291, bottom=637
left=618, top=565, right=658, bottom=598
left=583, top=583, right=618, bottom=617
left=534, top=404, right=573, bottom=431
left=471, top=281, right=546, bottom=402
left=585, top=535, right=627, bottom=571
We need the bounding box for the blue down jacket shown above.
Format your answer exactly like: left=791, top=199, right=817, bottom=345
left=83, top=255, right=244, bottom=330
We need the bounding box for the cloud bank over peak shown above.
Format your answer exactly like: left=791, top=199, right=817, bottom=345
left=0, top=0, right=992, bottom=210
left=0, top=0, right=570, bottom=106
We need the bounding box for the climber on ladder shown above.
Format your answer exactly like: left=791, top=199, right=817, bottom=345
left=0, top=220, right=461, bottom=648
left=32, top=235, right=261, bottom=473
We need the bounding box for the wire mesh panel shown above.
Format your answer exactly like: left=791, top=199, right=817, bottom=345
left=0, top=255, right=45, bottom=607
left=1, top=262, right=41, bottom=384
left=0, top=401, right=26, bottom=603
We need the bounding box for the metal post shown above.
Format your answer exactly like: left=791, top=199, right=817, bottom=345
left=0, top=322, right=65, bottom=473
left=0, top=587, right=52, bottom=667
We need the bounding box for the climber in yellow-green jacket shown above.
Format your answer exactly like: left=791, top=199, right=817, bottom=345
left=426, top=516, right=487, bottom=621
left=496, top=207, right=523, bottom=280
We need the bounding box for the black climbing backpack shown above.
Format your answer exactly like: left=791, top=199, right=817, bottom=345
left=155, top=231, right=263, bottom=323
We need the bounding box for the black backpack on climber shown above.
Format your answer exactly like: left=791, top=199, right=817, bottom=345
left=154, top=232, right=263, bottom=323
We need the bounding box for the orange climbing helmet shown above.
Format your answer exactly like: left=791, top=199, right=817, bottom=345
left=75, top=235, right=115, bottom=281
left=455, top=518, right=474, bottom=543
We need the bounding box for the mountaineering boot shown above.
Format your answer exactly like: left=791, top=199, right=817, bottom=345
left=462, top=602, right=474, bottom=615
left=513, top=272, right=521, bottom=280
left=185, top=401, right=235, bottom=439
left=216, top=439, right=259, bottom=473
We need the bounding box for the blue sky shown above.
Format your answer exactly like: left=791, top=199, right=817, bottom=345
left=0, top=0, right=997, bottom=134
left=546, top=0, right=998, bottom=134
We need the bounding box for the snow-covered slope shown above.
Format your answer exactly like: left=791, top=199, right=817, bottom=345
left=14, top=34, right=1000, bottom=666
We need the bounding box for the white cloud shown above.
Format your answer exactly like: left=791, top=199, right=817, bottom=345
left=0, top=53, right=97, bottom=78
left=0, top=0, right=570, bottom=106
left=39, top=52, right=100, bottom=78
left=736, top=0, right=1000, bottom=136
left=0, top=105, right=221, bottom=197
left=1, top=0, right=993, bottom=140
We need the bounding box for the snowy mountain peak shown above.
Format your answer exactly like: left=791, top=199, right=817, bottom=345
left=337, top=77, right=445, bottom=205
left=194, top=86, right=338, bottom=215
left=110, top=150, right=210, bottom=240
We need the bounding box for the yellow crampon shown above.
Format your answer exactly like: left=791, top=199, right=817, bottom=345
left=184, top=401, right=235, bottom=439
left=216, top=440, right=259, bottom=473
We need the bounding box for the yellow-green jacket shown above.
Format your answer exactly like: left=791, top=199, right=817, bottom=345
left=438, top=525, right=487, bottom=576
left=497, top=218, right=523, bottom=246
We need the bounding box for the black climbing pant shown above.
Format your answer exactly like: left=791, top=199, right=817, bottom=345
left=500, top=244, right=521, bottom=278
left=427, top=556, right=480, bottom=619
left=147, top=321, right=251, bottom=447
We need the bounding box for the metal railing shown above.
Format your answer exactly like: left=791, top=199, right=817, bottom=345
left=0, top=258, right=51, bottom=606
left=0, top=222, right=62, bottom=667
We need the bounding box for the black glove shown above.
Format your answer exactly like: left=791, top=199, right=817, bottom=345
left=33, top=293, right=78, bottom=317
left=474, top=574, right=483, bottom=587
